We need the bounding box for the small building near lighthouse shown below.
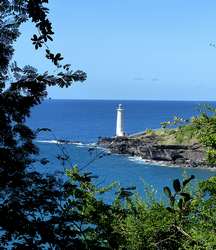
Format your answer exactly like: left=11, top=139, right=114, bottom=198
left=116, top=104, right=125, bottom=137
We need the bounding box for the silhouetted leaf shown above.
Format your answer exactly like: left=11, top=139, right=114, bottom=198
left=180, top=192, right=191, bottom=202
left=183, top=175, right=195, bottom=187
left=173, top=179, right=181, bottom=192
left=170, top=196, right=175, bottom=207
left=178, top=198, right=183, bottom=209
left=163, top=186, right=172, bottom=198
left=36, top=128, right=52, bottom=133
left=40, top=158, right=49, bottom=165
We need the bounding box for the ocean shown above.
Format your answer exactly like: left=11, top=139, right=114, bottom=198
left=27, top=100, right=216, bottom=200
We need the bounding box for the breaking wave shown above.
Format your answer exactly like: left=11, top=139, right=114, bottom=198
left=36, top=140, right=84, bottom=146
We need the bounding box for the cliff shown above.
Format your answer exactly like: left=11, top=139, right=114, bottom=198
left=98, top=132, right=207, bottom=168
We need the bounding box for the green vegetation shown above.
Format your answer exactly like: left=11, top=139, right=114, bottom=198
left=64, top=171, right=216, bottom=250
left=190, top=107, right=216, bottom=164
left=117, top=175, right=216, bottom=249
left=141, top=107, right=216, bottom=164
left=142, top=127, right=198, bottom=145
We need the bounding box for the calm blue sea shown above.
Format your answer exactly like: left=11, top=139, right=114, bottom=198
left=27, top=100, right=216, bottom=200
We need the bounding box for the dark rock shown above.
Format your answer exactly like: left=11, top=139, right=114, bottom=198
left=98, top=136, right=207, bottom=168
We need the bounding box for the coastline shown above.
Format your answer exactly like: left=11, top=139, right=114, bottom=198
left=97, top=136, right=216, bottom=170
left=126, top=155, right=216, bottom=171
left=37, top=138, right=216, bottom=170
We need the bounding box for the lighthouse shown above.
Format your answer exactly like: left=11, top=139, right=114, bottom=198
left=116, top=104, right=125, bottom=137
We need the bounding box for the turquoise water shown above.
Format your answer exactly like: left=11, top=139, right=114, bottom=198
left=28, top=100, right=216, bottom=199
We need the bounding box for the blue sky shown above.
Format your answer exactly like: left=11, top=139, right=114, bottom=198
left=14, top=0, right=216, bottom=100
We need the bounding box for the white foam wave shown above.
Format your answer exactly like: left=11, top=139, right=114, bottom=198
left=36, top=140, right=84, bottom=146
left=86, top=142, right=97, bottom=147
left=36, top=140, right=102, bottom=151
left=127, top=156, right=174, bottom=167
left=127, top=156, right=149, bottom=164
left=37, top=140, right=60, bottom=144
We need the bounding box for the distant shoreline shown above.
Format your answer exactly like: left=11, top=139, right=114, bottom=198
left=36, top=138, right=216, bottom=170
left=97, top=136, right=215, bottom=170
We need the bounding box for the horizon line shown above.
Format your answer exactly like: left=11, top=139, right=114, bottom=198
left=46, top=98, right=216, bottom=102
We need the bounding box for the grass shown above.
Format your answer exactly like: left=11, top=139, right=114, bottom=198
left=137, top=126, right=199, bottom=146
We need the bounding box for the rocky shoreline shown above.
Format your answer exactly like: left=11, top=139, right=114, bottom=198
left=97, top=135, right=212, bottom=168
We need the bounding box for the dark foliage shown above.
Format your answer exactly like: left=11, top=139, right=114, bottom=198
left=0, top=1, right=123, bottom=249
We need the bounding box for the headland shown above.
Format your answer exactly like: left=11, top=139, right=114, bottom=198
left=97, top=129, right=211, bottom=168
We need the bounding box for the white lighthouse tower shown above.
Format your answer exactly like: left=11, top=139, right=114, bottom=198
left=116, top=104, right=125, bottom=137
